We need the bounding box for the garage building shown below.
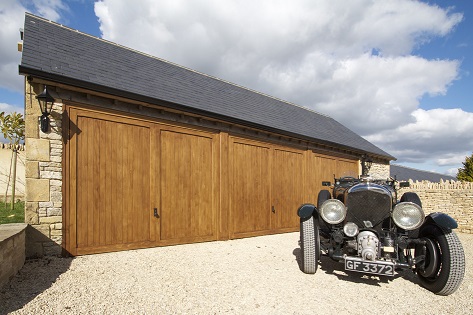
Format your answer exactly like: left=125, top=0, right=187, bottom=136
left=19, top=13, right=394, bottom=256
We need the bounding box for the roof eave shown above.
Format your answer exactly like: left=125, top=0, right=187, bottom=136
left=19, top=65, right=395, bottom=161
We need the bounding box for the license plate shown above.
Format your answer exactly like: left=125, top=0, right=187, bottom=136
left=345, top=257, right=395, bottom=276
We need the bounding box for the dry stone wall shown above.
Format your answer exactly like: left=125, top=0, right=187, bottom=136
left=0, top=145, right=26, bottom=200
left=399, top=180, right=473, bottom=234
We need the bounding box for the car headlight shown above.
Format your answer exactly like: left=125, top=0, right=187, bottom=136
left=319, top=199, right=346, bottom=224
left=343, top=222, right=359, bottom=237
left=392, top=202, right=425, bottom=230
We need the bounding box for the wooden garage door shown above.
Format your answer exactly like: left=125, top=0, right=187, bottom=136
left=66, top=107, right=218, bottom=255
left=67, top=109, right=155, bottom=255
left=272, top=148, right=304, bottom=231
left=158, top=126, right=218, bottom=244
left=229, top=138, right=305, bottom=238
left=309, top=154, right=359, bottom=204
left=230, top=138, right=271, bottom=237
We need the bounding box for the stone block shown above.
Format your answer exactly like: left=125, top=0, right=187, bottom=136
left=43, top=243, right=62, bottom=256
left=50, top=180, right=62, bottom=187
left=39, top=201, right=53, bottom=208
left=26, top=179, right=50, bottom=202
left=40, top=171, right=62, bottom=179
left=50, top=229, right=62, bottom=236
left=39, top=216, right=62, bottom=224
left=25, top=202, right=39, bottom=225
left=47, top=132, right=63, bottom=141
left=29, top=224, right=51, bottom=238
left=25, top=161, right=40, bottom=179
left=46, top=207, right=62, bottom=216
left=25, top=115, right=39, bottom=138
left=49, top=155, right=62, bottom=163
left=50, top=191, right=62, bottom=202
left=26, top=138, right=50, bottom=161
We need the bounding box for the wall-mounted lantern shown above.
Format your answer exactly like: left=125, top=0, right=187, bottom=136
left=36, top=85, right=54, bottom=133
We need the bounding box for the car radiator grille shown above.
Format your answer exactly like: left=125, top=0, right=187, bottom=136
left=346, top=190, right=392, bottom=230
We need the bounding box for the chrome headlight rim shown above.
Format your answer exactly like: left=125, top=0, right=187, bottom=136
left=392, top=201, right=425, bottom=230
left=343, top=222, right=359, bottom=237
left=319, top=199, right=347, bottom=225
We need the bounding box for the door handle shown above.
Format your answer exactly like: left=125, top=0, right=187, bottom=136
left=272, top=206, right=276, bottom=213
left=154, top=208, right=160, bottom=218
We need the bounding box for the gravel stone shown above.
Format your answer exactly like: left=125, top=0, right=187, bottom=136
left=1, top=232, right=472, bottom=314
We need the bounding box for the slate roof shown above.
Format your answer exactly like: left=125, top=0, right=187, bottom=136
left=390, top=164, right=456, bottom=182
left=19, top=13, right=394, bottom=160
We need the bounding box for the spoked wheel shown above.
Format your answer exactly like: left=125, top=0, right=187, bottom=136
left=415, top=224, right=465, bottom=295
left=300, top=216, right=320, bottom=274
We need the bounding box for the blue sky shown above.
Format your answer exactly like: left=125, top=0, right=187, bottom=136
left=1, top=0, right=472, bottom=177
left=415, top=1, right=472, bottom=112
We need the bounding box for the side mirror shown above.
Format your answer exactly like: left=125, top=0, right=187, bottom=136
left=399, top=181, right=410, bottom=188
left=322, top=181, right=331, bottom=186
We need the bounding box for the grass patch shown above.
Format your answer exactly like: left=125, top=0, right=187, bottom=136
left=0, top=200, right=25, bottom=224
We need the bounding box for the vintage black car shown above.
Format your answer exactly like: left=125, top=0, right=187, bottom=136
left=297, top=159, right=465, bottom=295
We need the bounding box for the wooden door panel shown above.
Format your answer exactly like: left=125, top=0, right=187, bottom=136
left=337, top=159, right=359, bottom=178
left=230, top=139, right=271, bottom=237
left=159, top=128, right=217, bottom=242
left=309, top=154, right=359, bottom=204
left=272, top=148, right=304, bottom=230
left=71, top=108, right=153, bottom=254
left=311, top=155, right=338, bottom=200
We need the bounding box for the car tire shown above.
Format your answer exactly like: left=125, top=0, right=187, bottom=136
left=317, top=190, right=331, bottom=209
left=400, top=192, right=422, bottom=208
left=416, top=224, right=465, bottom=295
left=300, top=216, right=319, bottom=274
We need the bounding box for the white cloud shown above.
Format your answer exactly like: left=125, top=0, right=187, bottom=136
left=30, top=0, right=69, bottom=21
left=445, top=168, right=458, bottom=178
left=1, top=0, right=468, bottom=175
left=0, top=102, right=22, bottom=113
left=260, top=54, right=459, bottom=134
left=0, top=0, right=68, bottom=93
left=366, top=108, right=473, bottom=164
left=0, top=0, right=28, bottom=92
left=94, top=0, right=467, bottom=171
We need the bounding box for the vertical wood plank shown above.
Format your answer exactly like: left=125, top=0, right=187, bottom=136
left=218, top=132, right=229, bottom=240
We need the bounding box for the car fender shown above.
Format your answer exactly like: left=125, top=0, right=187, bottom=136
left=297, top=203, right=316, bottom=219
left=423, top=212, right=458, bottom=230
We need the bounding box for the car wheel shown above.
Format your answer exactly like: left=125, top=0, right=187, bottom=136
left=300, top=216, right=320, bottom=274
left=317, top=190, right=331, bottom=209
left=415, top=224, right=465, bottom=295
left=400, top=192, right=422, bottom=208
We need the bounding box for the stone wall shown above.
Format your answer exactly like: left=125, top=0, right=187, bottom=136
left=0, top=145, right=26, bottom=200
left=399, top=180, right=473, bottom=234
left=0, top=223, right=27, bottom=289
left=369, top=161, right=390, bottom=180
left=24, top=80, right=63, bottom=257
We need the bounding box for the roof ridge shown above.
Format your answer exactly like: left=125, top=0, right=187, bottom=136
left=25, top=13, right=329, bottom=119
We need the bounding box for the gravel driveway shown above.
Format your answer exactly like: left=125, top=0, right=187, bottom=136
left=1, top=232, right=472, bottom=314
